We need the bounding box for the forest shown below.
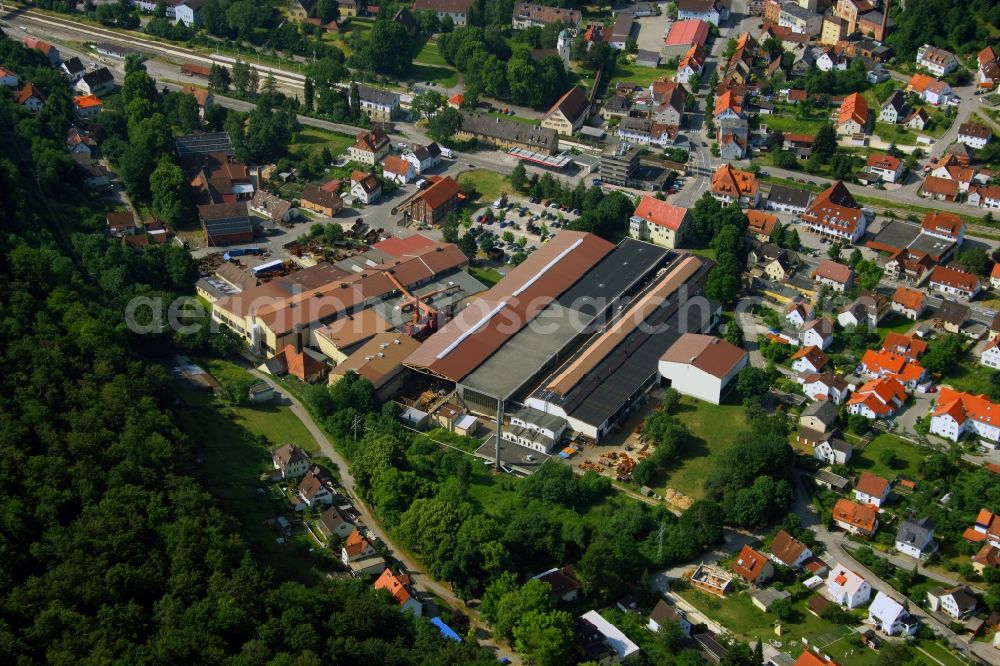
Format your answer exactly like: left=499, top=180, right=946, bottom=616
left=0, top=33, right=494, bottom=665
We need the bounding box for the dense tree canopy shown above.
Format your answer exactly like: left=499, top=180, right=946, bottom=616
left=0, top=32, right=496, bottom=664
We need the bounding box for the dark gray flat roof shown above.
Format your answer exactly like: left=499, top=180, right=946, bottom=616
left=461, top=240, right=673, bottom=401
left=475, top=435, right=551, bottom=475
left=907, top=234, right=955, bottom=261
left=869, top=219, right=919, bottom=252
left=558, top=239, right=670, bottom=313
left=557, top=280, right=715, bottom=428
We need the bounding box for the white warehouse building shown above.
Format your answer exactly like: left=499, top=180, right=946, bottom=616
left=657, top=334, right=748, bottom=405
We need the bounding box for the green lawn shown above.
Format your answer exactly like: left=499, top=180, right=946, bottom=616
left=469, top=265, right=504, bottom=287
left=485, top=110, right=539, bottom=124
left=941, top=362, right=997, bottom=397
left=689, top=247, right=717, bottom=261
left=458, top=169, right=511, bottom=202
left=912, top=638, right=968, bottom=666
left=200, top=358, right=320, bottom=454
left=675, top=586, right=869, bottom=662
left=408, top=63, right=459, bottom=88
left=172, top=362, right=335, bottom=583
left=291, top=127, right=355, bottom=159
left=663, top=396, right=747, bottom=499
left=607, top=62, right=676, bottom=88
left=876, top=313, right=917, bottom=338
left=760, top=113, right=827, bottom=136
left=853, top=434, right=925, bottom=480
left=415, top=40, right=449, bottom=67
left=759, top=175, right=827, bottom=193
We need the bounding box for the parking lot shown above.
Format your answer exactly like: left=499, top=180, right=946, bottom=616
left=467, top=195, right=583, bottom=265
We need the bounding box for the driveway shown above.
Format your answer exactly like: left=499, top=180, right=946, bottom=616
left=737, top=310, right=767, bottom=368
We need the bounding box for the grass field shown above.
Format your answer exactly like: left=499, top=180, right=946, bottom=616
left=607, top=62, right=676, bottom=88
left=172, top=361, right=334, bottom=583
left=913, top=639, right=968, bottom=666
left=876, top=313, right=917, bottom=338
left=761, top=112, right=827, bottom=135
left=942, top=362, right=997, bottom=397
left=469, top=265, right=505, bottom=286
left=200, top=359, right=320, bottom=453
left=458, top=169, right=511, bottom=202
left=675, top=586, right=868, bottom=662
left=853, top=434, right=925, bottom=480
left=409, top=63, right=459, bottom=88
left=485, top=110, right=539, bottom=124
left=291, top=127, right=356, bottom=159
left=663, top=396, right=747, bottom=499
left=415, top=40, right=449, bottom=67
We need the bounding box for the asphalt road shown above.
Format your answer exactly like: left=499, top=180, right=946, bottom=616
left=246, top=368, right=521, bottom=665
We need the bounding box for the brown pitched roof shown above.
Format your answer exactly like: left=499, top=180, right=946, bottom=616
left=660, top=333, right=747, bottom=379
left=812, top=259, right=853, bottom=285
left=733, top=545, right=771, bottom=583
left=855, top=471, right=889, bottom=498
left=415, top=175, right=460, bottom=210
left=770, top=530, right=808, bottom=567
left=544, top=85, right=589, bottom=124
left=833, top=498, right=878, bottom=532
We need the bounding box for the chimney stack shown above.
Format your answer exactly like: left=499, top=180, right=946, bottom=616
left=295, top=324, right=303, bottom=355
left=880, top=0, right=890, bottom=40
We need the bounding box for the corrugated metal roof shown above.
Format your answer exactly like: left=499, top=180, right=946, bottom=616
left=404, top=231, right=613, bottom=381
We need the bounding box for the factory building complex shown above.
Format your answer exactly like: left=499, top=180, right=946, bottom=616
left=209, top=230, right=717, bottom=467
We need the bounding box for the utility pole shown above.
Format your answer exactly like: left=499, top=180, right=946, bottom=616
left=493, top=398, right=503, bottom=473
left=351, top=414, right=363, bottom=441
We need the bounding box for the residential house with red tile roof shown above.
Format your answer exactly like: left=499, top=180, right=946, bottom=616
left=826, top=562, right=872, bottom=608
left=881, top=332, right=927, bottom=361
left=837, top=92, right=869, bottom=136
left=746, top=210, right=778, bottom=241
left=732, top=545, right=774, bottom=585
left=800, top=182, right=867, bottom=243
left=891, top=266, right=944, bottom=308
left=929, top=265, right=981, bottom=300
left=833, top=499, right=879, bottom=537
left=786, top=299, right=814, bottom=328
left=629, top=196, right=690, bottom=249
left=16, top=83, right=45, bottom=112
left=676, top=43, right=706, bottom=84
left=72, top=94, right=103, bottom=118
left=978, top=45, right=998, bottom=87
left=847, top=376, right=906, bottom=419
left=963, top=509, right=1000, bottom=549
left=859, top=349, right=925, bottom=389
left=812, top=259, right=854, bottom=292
left=921, top=211, right=966, bottom=247
left=351, top=171, right=382, bottom=205
left=854, top=471, right=891, bottom=507
left=930, top=387, right=1000, bottom=444
left=865, top=153, right=903, bottom=183
left=374, top=568, right=423, bottom=615
left=382, top=155, right=415, bottom=185
left=791, top=345, right=828, bottom=374
left=349, top=128, right=391, bottom=165
left=710, top=163, right=759, bottom=207
left=919, top=175, right=958, bottom=201
left=0, top=66, right=18, bottom=88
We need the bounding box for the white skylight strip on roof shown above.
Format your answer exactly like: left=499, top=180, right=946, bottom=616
left=511, top=238, right=584, bottom=297
left=435, top=300, right=509, bottom=360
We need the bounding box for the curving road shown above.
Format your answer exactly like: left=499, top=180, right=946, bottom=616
left=245, top=369, right=521, bottom=665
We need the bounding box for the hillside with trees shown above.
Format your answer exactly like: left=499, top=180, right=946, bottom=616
left=0, top=32, right=494, bottom=665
